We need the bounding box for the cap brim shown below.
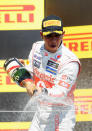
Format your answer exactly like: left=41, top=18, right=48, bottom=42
left=43, top=30, right=63, bottom=36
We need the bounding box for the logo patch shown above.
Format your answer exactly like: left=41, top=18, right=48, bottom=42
left=47, top=60, right=59, bottom=69
left=44, top=52, right=48, bottom=56
left=46, top=66, right=57, bottom=75
left=58, top=80, right=70, bottom=89
left=33, top=60, right=41, bottom=68
left=55, top=54, right=61, bottom=59
left=34, top=54, right=41, bottom=61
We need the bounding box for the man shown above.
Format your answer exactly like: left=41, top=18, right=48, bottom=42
left=21, top=15, right=81, bottom=131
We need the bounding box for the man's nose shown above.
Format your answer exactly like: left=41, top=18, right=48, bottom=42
left=51, top=36, right=57, bottom=40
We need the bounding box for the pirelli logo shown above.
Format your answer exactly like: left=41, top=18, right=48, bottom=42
left=0, top=5, right=34, bottom=22
left=0, top=0, right=44, bottom=30
left=0, top=5, right=35, bottom=11
left=63, top=25, right=92, bottom=58
left=43, top=20, right=61, bottom=27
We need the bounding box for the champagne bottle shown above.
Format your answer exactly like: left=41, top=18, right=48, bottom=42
left=4, top=58, right=32, bottom=86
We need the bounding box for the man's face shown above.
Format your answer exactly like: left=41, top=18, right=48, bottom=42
left=40, top=32, right=64, bottom=53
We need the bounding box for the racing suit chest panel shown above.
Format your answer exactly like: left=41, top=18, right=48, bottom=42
left=33, top=51, right=57, bottom=89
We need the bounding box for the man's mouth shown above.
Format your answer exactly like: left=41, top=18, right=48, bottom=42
left=50, top=44, right=57, bottom=48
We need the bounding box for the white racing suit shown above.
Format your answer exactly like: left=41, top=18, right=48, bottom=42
left=26, top=41, right=81, bottom=131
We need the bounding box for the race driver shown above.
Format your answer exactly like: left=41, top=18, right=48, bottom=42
left=20, top=15, right=81, bottom=131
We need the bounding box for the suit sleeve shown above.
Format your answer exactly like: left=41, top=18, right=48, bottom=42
left=46, top=62, right=79, bottom=98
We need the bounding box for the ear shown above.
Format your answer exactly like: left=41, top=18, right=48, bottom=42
left=40, top=31, right=43, bottom=39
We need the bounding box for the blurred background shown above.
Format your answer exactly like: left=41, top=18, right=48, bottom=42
left=0, top=0, right=92, bottom=130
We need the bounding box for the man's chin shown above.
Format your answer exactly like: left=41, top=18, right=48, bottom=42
left=49, top=47, right=58, bottom=53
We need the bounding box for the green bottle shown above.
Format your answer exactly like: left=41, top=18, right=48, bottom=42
left=4, top=58, right=32, bottom=86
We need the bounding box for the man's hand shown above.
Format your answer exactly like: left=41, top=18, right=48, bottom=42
left=19, top=59, right=25, bottom=65
left=21, top=80, right=36, bottom=97
left=21, top=80, right=43, bottom=97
